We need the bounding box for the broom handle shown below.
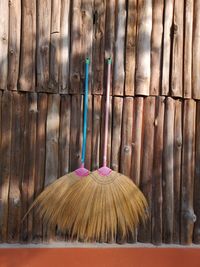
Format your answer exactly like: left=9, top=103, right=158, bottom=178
left=81, top=58, right=90, bottom=167
left=103, top=58, right=112, bottom=167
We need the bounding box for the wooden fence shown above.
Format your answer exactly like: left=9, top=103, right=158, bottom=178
left=0, top=0, right=200, bottom=245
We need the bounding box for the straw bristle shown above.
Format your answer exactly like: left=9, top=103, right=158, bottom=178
left=24, top=172, right=81, bottom=223
left=54, top=170, right=148, bottom=243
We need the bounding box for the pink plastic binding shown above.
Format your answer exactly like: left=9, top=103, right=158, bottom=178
left=75, top=163, right=89, bottom=177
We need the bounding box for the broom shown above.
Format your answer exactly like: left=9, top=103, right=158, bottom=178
left=23, top=58, right=91, bottom=224
left=53, top=58, right=148, bottom=243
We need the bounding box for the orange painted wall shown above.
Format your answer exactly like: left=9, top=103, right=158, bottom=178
left=0, top=248, right=200, bottom=267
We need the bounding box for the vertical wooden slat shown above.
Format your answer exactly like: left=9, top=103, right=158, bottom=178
left=81, top=0, right=93, bottom=94
left=181, top=100, right=196, bottom=245
left=92, top=0, right=106, bottom=94
left=0, top=92, right=12, bottom=242
left=7, top=0, right=21, bottom=91
left=152, top=96, right=165, bottom=245
left=19, top=0, right=36, bottom=92
left=70, top=95, right=82, bottom=171
left=162, top=0, right=174, bottom=95
left=138, top=97, right=155, bottom=242
left=92, top=95, right=102, bottom=170
left=111, top=97, right=123, bottom=172
left=162, top=97, right=175, bottom=243
left=125, top=0, right=137, bottom=96
left=21, top=93, right=37, bottom=243
left=85, top=95, right=92, bottom=170
left=171, top=0, right=184, bottom=97
left=0, top=0, right=8, bottom=90
left=192, top=0, right=200, bottom=100
left=59, top=0, right=70, bottom=94
left=113, top=0, right=126, bottom=96
left=183, top=0, right=193, bottom=99
left=194, top=102, right=200, bottom=243
left=7, top=92, right=25, bottom=243
left=37, top=0, right=51, bottom=92
left=131, top=97, right=143, bottom=186
left=44, top=94, right=60, bottom=242
left=69, top=0, right=82, bottom=94
left=120, top=97, right=133, bottom=176
left=32, top=93, right=48, bottom=242
left=150, top=0, right=164, bottom=96
left=59, top=95, right=71, bottom=177
left=173, top=100, right=182, bottom=243
left=135, top=0, right=152, bottom=96
left=49, top=0, right=61, bottom=93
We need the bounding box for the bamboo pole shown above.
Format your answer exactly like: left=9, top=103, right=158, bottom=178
left=125, top=0, right=137, bottom=96
left=173, top=100, right=182, bottom=243
left=181, top=100, right=196, bottom=245
left=92, top=0, right=106, bottom=94
left=19, top=0, right=36, bottom=92
left=33, top=93, right=48, bottom=242
left=111, top=97, right=123, bottom=172
left=49, top=0, right=61, bottom=93
left=162, top=0, right=174, bottom=95
left=152, top=97, right=165, bottom=245
left=7, top=0, right=21, bottom=91
left=37, top=0, right=51, bottom=92
left=0, top=0, right=8, bottom=90
left=113, top=0, right=126, bottom=96
left=150, top=0, right=164, bottom=96
left=163, top=97, right=175, bottom=244
left=171, top=0, right=184, bottom=97
left=0, top=92, right=12, bottom=242
left=135, top=0, right=152, bottom=96
left=59, top=0, right=70, bottom=94
left=183, top=0, right=193, bottom=99
left=194, top=101, right=200, bottom=243
left=192, top=0, right=200, bottom=99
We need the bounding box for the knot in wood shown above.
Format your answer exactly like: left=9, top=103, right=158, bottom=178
left=124, top=146, right=130, bottom=153
left=2, top=34, right=7, bottom=41
left=72, top=73, right=80, bottom=82
left=10, top=49, right=14, bottom=54
left=183, top=210, right=196, bottom=222
left=13, top=198, right=20, bottom=206
left=41, top=45, right=49, bottom=54
left=173, top=23, right=178, bottom=34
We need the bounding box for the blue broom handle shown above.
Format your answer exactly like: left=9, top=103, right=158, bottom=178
left=81, top=58, right=90, bottom=165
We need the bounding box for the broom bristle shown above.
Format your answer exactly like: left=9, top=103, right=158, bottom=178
left=23, top=172, right=81, bottom=222
left=53, top=170, right=148, bottom=243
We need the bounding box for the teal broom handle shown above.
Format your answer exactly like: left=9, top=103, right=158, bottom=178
left=81, top=58, right=90, bottom=166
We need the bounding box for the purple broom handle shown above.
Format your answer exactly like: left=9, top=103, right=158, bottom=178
left=103, top=58, right=112, bottom=167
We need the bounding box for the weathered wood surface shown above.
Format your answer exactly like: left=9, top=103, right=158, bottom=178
left=152, top=97, right=165, bottom=245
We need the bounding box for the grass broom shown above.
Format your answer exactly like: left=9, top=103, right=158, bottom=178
left=53, top=58, right=148, bottom=243
left=23, top=58, right=91, bottom=224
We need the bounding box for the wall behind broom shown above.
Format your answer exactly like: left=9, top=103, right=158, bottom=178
left=0, top=0, right=199, bottom=245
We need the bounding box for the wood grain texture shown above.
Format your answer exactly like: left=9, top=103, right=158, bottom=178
left=194, top=101, right=200, bottom=243
left=0, top=92, right=12, bottom=242
left=181, top=100, right=196, bottom=245
left=0, top=0, right=8, bottom=90
left=173, top=100, right=182, bottom=244
left=7, top=0, right=21, bottom=91
left=49, top=0, right=61, bottom=93
left=192, top=0, right=200, bottom=100
left=19, top=0, right=36, bottom=92
left=125, top=0, right=137, bottom=96
left=138, top=97, right=155, bottom=242
left=152, top=97, right=165, bottom=245
left=183, top=0, right=193, bottom=99
left=171, top=0, right=184, bottom=97
left=69, top=0, right=82, bottom=94
left=59, top=0, right=70, bottom=94
left=92, top=0, right=106, bottom=94
left=163, top=97, right=175, bottom=244
left=36, top=0, right=51, bottom=92
left=135, top=0, right=152, bottom=96
left=111, top=97, right=123, bottom=172
left=7, top=92, right=25, bottom=243
left=162, top=0, right=174, bottom=95
left=150, top=0, right=164, bottom=96
left=113, top=0, right=126, bottom=96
